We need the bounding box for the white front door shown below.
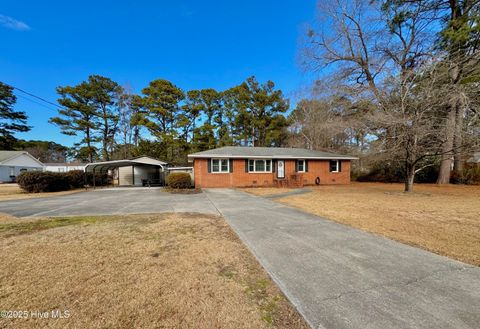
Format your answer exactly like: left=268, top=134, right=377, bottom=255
left=277, top=160, right=285, bottom=179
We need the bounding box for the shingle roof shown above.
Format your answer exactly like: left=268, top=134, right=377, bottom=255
left=0, top=151, right=28, bottom=163
left=188, top=146, right=358, bottom=160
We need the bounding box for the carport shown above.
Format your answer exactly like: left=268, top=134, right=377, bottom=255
left=84, top=156, right=167, bottom=188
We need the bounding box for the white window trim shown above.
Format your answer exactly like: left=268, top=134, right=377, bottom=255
left=297, top=159, right=306, bottom=173
left=248, top=159, right=272, bottom=173
left=211, top=158, right=230, bottom=173
left=330, top=160, right=340, bottom=173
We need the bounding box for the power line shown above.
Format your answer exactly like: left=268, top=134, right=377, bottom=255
left=3, top=82, right=63, bottom=111
left=15, top=94, right=59, bottom=113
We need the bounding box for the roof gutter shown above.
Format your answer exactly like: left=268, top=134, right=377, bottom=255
left=187, top=155, right=358, bottom=160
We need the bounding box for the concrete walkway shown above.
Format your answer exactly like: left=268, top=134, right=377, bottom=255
left=205, top=189, right=480, bottom=329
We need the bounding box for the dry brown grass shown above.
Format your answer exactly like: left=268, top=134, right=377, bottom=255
left=244, top=182, right=480, bottom=266
left=240, top=187, right=295, bottom=196
left=0, top=184, right=81, bottom=201
left=0, top=213, right=308, bottom=329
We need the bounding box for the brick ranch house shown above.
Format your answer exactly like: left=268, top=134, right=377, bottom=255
left=188, top=146, right=358, bottom=188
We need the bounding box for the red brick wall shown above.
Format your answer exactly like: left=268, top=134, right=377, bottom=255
left=193, top=158, right=351, bottom=188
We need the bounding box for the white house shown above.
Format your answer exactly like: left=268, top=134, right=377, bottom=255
left=0, top=151, right=44, bottom=183
left=43, top=162, right=86, bottom=173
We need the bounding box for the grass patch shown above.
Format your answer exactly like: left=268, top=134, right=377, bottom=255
left=0, top=183, right=82, bottom=201
left=0, top=213, right=308, bottom=329
left=245, top=182, right=480, bottom=266
left=0, top=216, right=117, bottom=238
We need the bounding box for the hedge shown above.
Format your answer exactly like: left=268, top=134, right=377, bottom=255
left=16, top=170, right=99, bottom=193
left=17, top=171, right=71, bottom=193
left=65, top=170, right=86, bottom=188
left=166, top=172, right=192, bottom=189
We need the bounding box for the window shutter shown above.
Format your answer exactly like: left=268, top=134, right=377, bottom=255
left=207, top=159, right=211, bottom=173
left=245, top=159, right=249, bottom=172
left=229, top=159, right=233, bottom=173
left=339, top=160, right=342, bottom=172
left=295, top=160, right=298, bottom=172
left=272, top=160, right=276, bottom=173
left=305, top=160, right=309, bottom=172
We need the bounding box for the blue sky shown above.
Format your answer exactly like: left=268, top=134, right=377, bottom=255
left=1, top=0, right=317, bottom=147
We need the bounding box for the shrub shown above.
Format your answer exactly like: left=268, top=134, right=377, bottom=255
left=355, top=160, right=439, bottom=183
left=451, top=165, right=480, bottom=185
left=355, top=162, right=403, bottom=183
left=166, top=172, right=192, bottom=189
left=17, top=171, right=70, bottom=193
left=65, top=170, right=85, bottom=188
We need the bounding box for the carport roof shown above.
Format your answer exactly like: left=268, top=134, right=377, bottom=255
left=84, top=156, right=167, bottom=172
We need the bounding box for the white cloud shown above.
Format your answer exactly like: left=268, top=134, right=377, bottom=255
left=0, top=14, right=30, bottom=31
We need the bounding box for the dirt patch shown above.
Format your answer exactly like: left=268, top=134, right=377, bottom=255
left=0, top=184, right=82, bottom=201
left=245, top=182, right=480, bottom=266
left=0, top=213, right=308, bottom=329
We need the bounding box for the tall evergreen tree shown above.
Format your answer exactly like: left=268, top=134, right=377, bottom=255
left=189, top=89, right=223, bottom=151
left=140, top=79, right=185, bottom=162
left=50, top=81, right=100, bottom=163
left=0, top=82, right=30, bottom=149
left=141, top=79, right=184, bottom=139
left=225, top=77, right=289, bottom=146
left=88, top=75, right=123, bottom=161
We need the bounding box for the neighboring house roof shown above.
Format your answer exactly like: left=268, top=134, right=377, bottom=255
left=467, top=152, right=480, bottom=163
left=0, top=150, right=44, bottom=167
left=43, top=162, right=86, bottom=167
left=188, top=146, right=358, bottom=160
left=0, top=151, right=27, bottom=163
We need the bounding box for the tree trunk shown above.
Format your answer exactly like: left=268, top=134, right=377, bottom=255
left=453, top=104, right=465, bottom=172
left=102, top=106, right=110, bottom=161
left=404, top=165, right=415, bottom=193
left=123, top=131, right=128, bottom=159
left=86, top=127, right=93, bottom=163
left=133, top=126, right=139, bottom=146
left=437, top=106, right=456, bottom=184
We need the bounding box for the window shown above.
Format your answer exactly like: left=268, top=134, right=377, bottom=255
left=297, top=160, right=306, bottom=172
left=9, top=167, right=15, bottom=176
left=248, top=159, right=272, bottom=173
left=329, top=160, right=340, bottom=173
left=211, top=159, right=229, bottom=173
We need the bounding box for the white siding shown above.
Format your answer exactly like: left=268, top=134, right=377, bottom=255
left=44, top=165, right=85, bottom=172
left=0, top=165, right=42, bottom=182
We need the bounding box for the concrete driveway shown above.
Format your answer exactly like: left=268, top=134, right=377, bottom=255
left=0, top=187, right=479, bottom=328
left=204, top=189, right=480, bottom=329
left=0, top=187, right=218, bottom=217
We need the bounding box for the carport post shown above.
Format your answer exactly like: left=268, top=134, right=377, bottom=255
left=132, top=165, right=135, bottom=186
left=92, top=167, right=96, bottom=190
